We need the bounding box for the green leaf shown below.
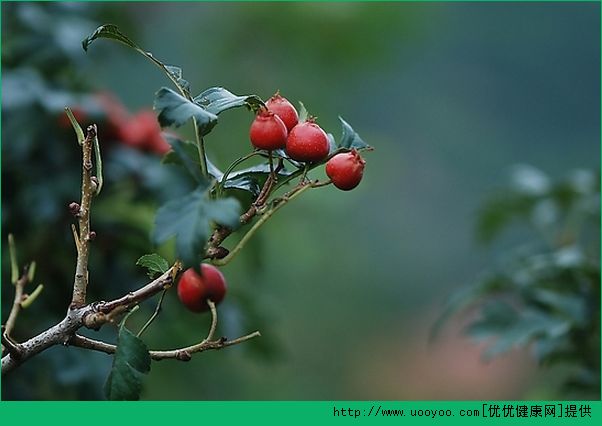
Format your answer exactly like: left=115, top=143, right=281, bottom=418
left=136, top=254, right=169, bottom=279
left=475, top=193, right=535, bottom=244
left=194, top=87, right=263, bottom=115
left=271, top=149, right=304, bottom=169
left=153, top=184, right=241, bottom=267
left=154, top=88, right=218, bottom=135
left=327, top=133, right=337, bottom=155
left=164, top=136, right=202, bottom=183
left=298, top=101, right=309, bottom=123
left=338, top=117, right=371, bottom=150
left=482, top=309, right=571, bottom=359
left=222, top=163, right=294, bottom=196
left=104, top=323, right=151, bottom=400
left=82, top=24, right=190, bottom=96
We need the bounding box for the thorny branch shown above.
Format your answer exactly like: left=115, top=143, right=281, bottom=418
left=69, top=300, right=260, bottom=361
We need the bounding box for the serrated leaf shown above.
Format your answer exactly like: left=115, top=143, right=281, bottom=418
left=104, top=324, right=151, bottom=400
left=154, top=88, right=218, bottom=135
left=164, top=135, right=202, bottom=183
left=153, top=185, right=241, bottom=267
left=338, top=117, right=371, bottom=150
left=82, top=24, right=190, bottom=96
left=194, top=87, right=263, bottom=115
left=136, top=254, right=169, bottom=279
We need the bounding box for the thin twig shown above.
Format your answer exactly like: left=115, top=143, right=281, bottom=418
left=137, top=288, right=168, bottom=338
left=71, top=300, right=260, bottom=362
left=71, top=125, right=97, bottom=308
left=4, top=274, right=27, bottom=338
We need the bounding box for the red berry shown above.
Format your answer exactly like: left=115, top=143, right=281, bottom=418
left=285, top=119, right=329, bottom=163
left=325, top=149, right=366, bottom=191
left=266, top=92, right=298, bottom=131
left=177, top=264, right=227, bottom=313
left=249, top=109, right=288, bottom=150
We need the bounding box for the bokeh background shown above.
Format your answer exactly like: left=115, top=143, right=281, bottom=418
left=2, top=2, right=599, bottom=400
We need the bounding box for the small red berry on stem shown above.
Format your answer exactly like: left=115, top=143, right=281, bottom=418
left=177, top=264, right=227, bottom=313
left=285, top=118, right=330, bottom=163
left=325, top=149, right=366, bottom=191
left=266, top=92, right=299, bottom=131
left=249, top=108, right=288, bottom=151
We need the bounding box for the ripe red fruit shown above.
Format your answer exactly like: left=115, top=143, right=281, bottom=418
left=249, top=109, right=288, bottom=150
left=285, top=119, right=329, bottom=163
left=266, top=92, right=298, bottom=131
left=325, top=149, right=366, bottom=191
left=177, top=264, right=227, bottom=313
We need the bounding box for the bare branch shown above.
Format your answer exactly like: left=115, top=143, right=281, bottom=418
left=71, top=125, right=98, bottom=308
left=97, top=265, right=179, bottom=315
left=1, top=263, right=181, bottom=376
left=3, top=275, right=26, bottom=339
left=69, top=330, right=261, bottom=361
left=2, top=304, right=97, bottom=375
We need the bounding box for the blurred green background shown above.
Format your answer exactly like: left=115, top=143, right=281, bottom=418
left=1, top=2, right=599, bottom=400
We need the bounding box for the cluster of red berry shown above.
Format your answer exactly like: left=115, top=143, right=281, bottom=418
left=178, top=93, right=368, bottom=313
left=250, top=92, right=366, bottom=191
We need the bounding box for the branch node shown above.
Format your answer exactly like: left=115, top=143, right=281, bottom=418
left=175, top=350, right=192, bottom=362
left=69, top=202, right=81, bottom=216
left=1, top=327, right=23, bottom=359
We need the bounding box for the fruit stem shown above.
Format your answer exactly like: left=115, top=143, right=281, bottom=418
left=136, top=288, right=168, bottom=338
left=211, top=184, right=312, bottom=267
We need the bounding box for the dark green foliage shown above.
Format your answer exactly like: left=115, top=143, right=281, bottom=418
left=104, top=318, right=151, bottom=400
left=437, top=166, right=600, bottom=398
left=154, top=87, right=218, bottom=134
left=153, top=181, right=241, bottom=268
